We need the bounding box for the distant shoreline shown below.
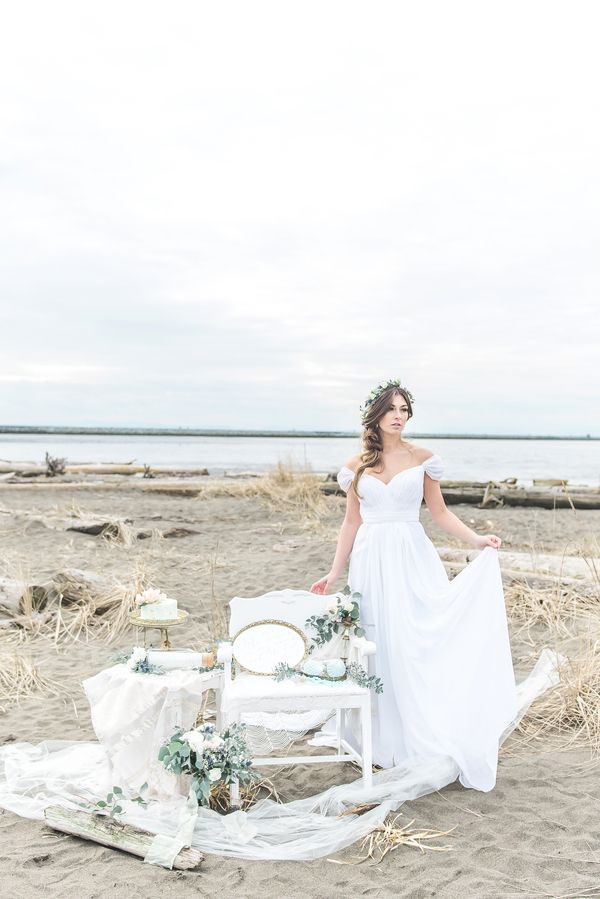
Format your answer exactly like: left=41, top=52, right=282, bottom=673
left=0, top=425, right=597, bottom=441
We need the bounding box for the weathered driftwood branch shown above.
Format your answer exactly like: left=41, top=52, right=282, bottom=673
left=43, top=805, right=203, bottom=870
left=321, top=478, right=600, bottom=509
left=0, top=462, right=210, bottom=477
left=0, top=569, right=123, bottom=623
left=438, top=547, right=600, bottom=587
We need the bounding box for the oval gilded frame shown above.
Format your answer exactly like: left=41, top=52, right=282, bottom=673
left=231, top=618, right=309, bottom=676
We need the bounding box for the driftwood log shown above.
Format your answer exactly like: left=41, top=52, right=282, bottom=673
left=0, top=569, right=121, bottom=623
left=0, top=463, right=210, bottom=478
left=438, top=547, right=600, bottom=588
left=321, top=478, right=600, bottom=510
left=43, top=805, right=203, bottom=870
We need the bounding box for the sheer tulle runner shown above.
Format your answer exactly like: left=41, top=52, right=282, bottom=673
left=0, top=648, right=561, bottom=862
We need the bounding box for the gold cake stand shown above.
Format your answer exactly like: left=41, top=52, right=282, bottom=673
left=129, top=609, right=189, bottom=649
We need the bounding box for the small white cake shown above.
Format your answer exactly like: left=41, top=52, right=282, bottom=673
left=140, top=598, right=178, bottom=621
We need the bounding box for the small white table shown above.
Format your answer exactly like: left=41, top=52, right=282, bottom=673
left=82, top=664, right=223, bottom=801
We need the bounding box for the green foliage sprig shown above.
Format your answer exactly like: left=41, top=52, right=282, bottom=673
left=112, top=649, right=166, bottom=675
left=92, top=782, right=149, bottom=818
left=305, top=585, right=365, bottom=649
left=272, top=660, right=384, bottom=693
left=346, top=662, right=384, bottom=694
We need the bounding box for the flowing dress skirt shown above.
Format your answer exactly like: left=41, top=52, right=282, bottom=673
left=348, top=522, right=518, bottom=791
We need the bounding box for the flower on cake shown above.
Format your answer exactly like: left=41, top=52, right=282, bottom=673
left=135, top=587, right=169, bottom=607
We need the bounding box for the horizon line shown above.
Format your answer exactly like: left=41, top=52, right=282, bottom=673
left=0, top=425, right=597, bottom=441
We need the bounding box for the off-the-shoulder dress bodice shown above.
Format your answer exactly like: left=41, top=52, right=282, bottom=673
left=336, top=454, right=443, bottom=524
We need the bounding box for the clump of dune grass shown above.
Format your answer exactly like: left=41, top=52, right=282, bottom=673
left=506, top=634, right=600, bottom=762
left=208, top=774, right=284, bottom=813
left=192, top=457, right=330, bottom=525
left=1, top=559, right=154, bottom=645
left=505, top=580, right=600, bottom=642
left=0, top=652, right=64, bottom=714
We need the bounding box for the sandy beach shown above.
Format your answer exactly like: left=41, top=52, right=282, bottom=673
left=1, top=473, right=599, bottom=899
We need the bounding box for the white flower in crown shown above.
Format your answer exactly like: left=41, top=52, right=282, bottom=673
left=208, top=767, right=222, bottom=783
left=135, top=587, right=168, bottom=607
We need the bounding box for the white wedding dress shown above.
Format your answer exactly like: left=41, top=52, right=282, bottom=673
left=331, top=454, right=518, bottom=791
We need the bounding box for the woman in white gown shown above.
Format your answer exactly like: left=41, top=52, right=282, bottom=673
left=310, top=378, right=518, bottom=792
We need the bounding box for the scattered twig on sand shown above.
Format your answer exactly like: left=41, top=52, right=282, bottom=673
left=329, top=812, right=456, bottom=865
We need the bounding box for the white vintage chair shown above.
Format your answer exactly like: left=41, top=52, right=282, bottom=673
left=217, top=588, right=376, bottom=802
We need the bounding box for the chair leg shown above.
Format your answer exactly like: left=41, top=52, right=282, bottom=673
left=336, top=708, right=342, bottom=753
left=215, top=687, right=223, bottom=731
left=361, top=704, right=373, bottom=789
left=224, top=707, right=241, bottom=808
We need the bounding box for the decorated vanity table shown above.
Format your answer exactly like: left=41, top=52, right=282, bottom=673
left=82, top=660, right=223, bottom=801
left=83, top=589, right=223, bottom=801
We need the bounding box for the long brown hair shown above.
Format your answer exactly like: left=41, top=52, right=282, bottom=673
left=350, top=386, right=414, bottom=500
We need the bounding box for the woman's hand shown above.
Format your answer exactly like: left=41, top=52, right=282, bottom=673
left=310, top=571, right=339, bottom=594
left=472, top=534, right=502, bottom=549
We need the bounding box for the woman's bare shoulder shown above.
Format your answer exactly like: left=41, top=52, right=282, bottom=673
left=343, top=455, right=362, bottom=473
left=406, top=443, right=435, bottom=462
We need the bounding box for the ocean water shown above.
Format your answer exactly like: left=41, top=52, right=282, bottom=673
left=0, top=433, right=598, bottom=486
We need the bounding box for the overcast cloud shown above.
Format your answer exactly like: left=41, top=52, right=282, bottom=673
left=0, top=1, right=598, bottom=435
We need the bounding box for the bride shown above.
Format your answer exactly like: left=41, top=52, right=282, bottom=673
left=310, top=377, right=518, bottom=792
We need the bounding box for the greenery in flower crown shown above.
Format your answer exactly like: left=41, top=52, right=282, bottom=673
left=305, top=584, right=365, bottom=650
left=158, top=721, right=256, bottom=807
left=359, top=378, right=415, bottom=422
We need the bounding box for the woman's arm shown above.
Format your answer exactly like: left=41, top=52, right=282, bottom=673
left=423, top=475, right=502, bottom=549
left=310, top=478, right=363, bottom=593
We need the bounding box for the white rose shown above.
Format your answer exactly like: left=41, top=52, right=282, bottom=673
left=206, top=735, right=223, bottom=750
left=131, top=646, right=147, bottom=663
left=184, top=731, right=205, bottom=754
left=126, top=657, right=137, bottom=670
left=208, top=768, right=222, bottom=783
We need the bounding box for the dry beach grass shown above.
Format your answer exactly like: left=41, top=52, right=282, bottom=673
left=0, top=462, right=600, bottom=897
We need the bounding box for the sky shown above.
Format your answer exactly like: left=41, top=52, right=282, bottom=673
left=0, top=1, right=598, bottom=436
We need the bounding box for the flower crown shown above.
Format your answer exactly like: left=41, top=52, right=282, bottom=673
left=359, top=378, right=415, bottom=422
